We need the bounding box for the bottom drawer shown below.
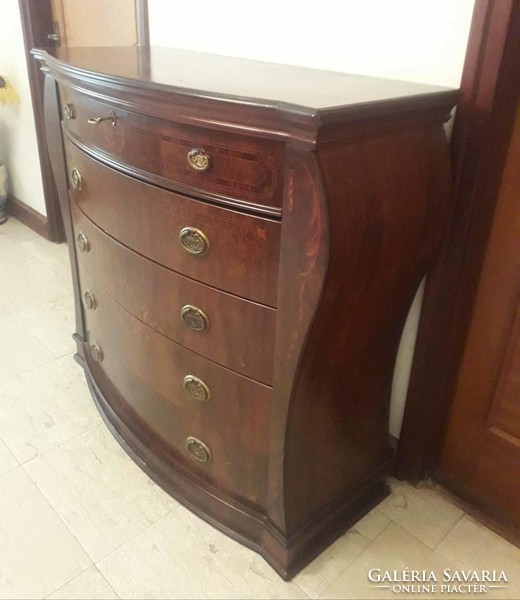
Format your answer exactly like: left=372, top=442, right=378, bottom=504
left=81, top=278, right=269, bottom=510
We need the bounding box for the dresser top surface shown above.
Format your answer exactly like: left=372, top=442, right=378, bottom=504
left=38, top=46, right=456, bottom=115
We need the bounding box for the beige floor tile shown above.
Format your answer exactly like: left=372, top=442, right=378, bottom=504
left=47, top=566, right=119, bottom=599
left=9, top=294, right=76, bottom=358
left=0, top=356, right=101, bottom=462
left=24, top=424, right=177, bottom=562
left=0, top=467, right=91, bottom=599
left=0, top=236, right=37, bottom=270
left=321, top=523, right=459, bottom=599
left=436, top=515, right=520, bottom=599
left=0, top=217, right=40, bottom=242
left=0, top=258, right=71, bottom=313
left=0, top=313, right=55, bottom=383
left=98, top=506, right=307, bottom=599
left=377, top=479, right=464, bottom=549
left=294, top=529, right=372, bottom=598
left=351, top=507, right=391, bottom=541
left=0, top=437, right=18, bottom=475
left=17, top=236, right=70, bottom=276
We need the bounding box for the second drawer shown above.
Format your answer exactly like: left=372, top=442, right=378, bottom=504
left=72, top=202, right=276, bottom=384
left=65, top=139, right=281, bottom=307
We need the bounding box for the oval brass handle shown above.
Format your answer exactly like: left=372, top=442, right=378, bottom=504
left=63, top=103, right=76, bottom=120
left=70, top=168, right=82, bottom=191
left=187, top=148, right=211, bottom=171
left=183, top=375, right=211, bottom=402
left=90, top=342, right=103, bottom=363
left=181, top=305, right=209, bottom=331
left=88, top=111, right=117, bottom=126
left=179, top=227, right=210, bottom=256
left=186, top=436, right=212, bottom=463
left=77, top=232, right=90, bottom=253
left=84, top=290, right=97, bottom=310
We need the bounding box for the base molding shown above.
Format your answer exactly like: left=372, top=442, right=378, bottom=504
left=6, top=194, right=49, bottom=239
left=75, top=350, right=390, bottom=579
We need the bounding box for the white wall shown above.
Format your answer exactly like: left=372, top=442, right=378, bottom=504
left=0, top=0, right=46, bottom=216
left=149, top=0, right=475, bottom=438
left=149, top=0, right=474, bottom=87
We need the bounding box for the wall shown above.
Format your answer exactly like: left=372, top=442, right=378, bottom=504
left=149, top=0, right=475, bottom=437
left=0, top=0, right=46, bottom=216
left=148, top=0, right=474, bottom=87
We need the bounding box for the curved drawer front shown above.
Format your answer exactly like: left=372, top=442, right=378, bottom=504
left=72, top=203, right=276, bottom=384
left=82, top=283, right=268, bottom=508
left=60, top=85, right=284, bottom=215
left=65, top=140, right=280, bottom=307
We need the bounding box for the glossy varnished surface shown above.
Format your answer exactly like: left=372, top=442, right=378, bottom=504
left=71, top=203, right=277, bottom=384
left=44, top=46, right=453, bottom=114
left=37, top=46, right=458, bottom=579
left=61, top=86, right=285, bottom=214
left=65, top=139, right=280, bottom=306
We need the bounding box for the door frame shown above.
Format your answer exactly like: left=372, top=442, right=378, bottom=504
left=395, top=0, right=520, bottom=480
left=16, top=0, right=149, bottom=241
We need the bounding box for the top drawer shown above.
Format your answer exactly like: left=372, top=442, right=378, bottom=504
left=59, top=86, right=285, bottom=216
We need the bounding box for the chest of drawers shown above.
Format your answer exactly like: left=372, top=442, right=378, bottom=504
left=35, top=46, right=457, bottom=579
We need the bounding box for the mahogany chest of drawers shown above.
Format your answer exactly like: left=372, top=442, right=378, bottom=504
left=35, top=46, right=457, bottom=578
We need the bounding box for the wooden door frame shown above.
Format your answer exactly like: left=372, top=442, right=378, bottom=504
left=395, top=0, right=520, bottom=481
left=16, top=0, right=149, bottom=241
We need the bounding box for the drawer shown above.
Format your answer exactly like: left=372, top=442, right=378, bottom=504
left=60, top=85, right=284, bottom=215
left=72, top=202, right=276, bottom=384
left=65, top=140, right=280, bottom=307
left=83, top=283, right=268, bottom=508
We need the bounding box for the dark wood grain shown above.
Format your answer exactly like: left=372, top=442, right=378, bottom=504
left=37, top=46, right=457, bottom=579
left=60, top=86, right=285, bottom=215
left=71, top=202, right=276, bottom=384
left=65, top=139, right=280, bottom=306
left=395, top=0, right=520, bottom=481
left=18, top=0, right=64, bottom=241
left=83, top=283, right=269, bottom=507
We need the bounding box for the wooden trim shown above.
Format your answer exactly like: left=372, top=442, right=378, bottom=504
left=18, top=0, right=65, bottom=242
left=135, top=0, right=149, bottom=47
left=395, top=0, right=520, bottom=481
left=6, top=194, right=49, bottom=239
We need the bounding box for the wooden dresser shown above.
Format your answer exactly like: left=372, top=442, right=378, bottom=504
left=35, top=46, right=457, bottom=578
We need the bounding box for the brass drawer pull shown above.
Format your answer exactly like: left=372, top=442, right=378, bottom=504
left=187, top=148, right=211, bottom=171
left=83, top=290, right=97, bottom=310
left=70, top=167, right=82, bottom=191
left=88, top=111, right=117, bottom=126
left=63, top=103, right=76, bottom=120
left=90, top=342, right=103, bottom=363
left=77, top=232, right=90, bottom=253
left=183, top=375, right=211, bottom=402
left=179, top=227, right=209, bottom=256
left=186, top=436, right=212, bottom=463
left=181, top=305, right=209, bottom=331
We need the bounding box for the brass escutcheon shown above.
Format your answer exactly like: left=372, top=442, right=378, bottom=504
left=90, top=342, right=103, bottom=363
left=63, top=103, right=76, bottom=120
left=84, top=290, right=97, bottom=310
left=71, top=167, right=82, bottom=191
left=179, top=227, right=209, bottom=256
left=77, top=232, right=89, bottom=253
left=181, top=305, right=209, bottom=331
left=183, top=375, right=211, bottom=402
left=187, top=148, right=211, bottom=171
left=186, top=436, right=212, bottom=463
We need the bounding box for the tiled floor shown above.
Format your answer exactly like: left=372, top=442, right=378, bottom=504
left=1, top=216, right=519, bottom=599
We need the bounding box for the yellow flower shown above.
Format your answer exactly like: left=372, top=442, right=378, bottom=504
left=0, top=76, right=20, bottom=107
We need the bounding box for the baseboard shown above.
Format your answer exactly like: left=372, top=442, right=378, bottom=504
left=6, top=194, right=49, bottom=239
